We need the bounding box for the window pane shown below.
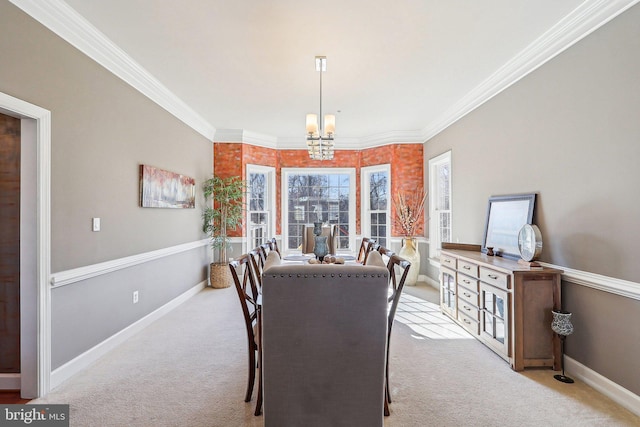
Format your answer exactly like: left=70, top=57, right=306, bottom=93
left=286, top=172, right=351, bottom=250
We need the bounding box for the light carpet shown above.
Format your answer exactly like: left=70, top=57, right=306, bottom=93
left=32, top=285, right=640, bottom=426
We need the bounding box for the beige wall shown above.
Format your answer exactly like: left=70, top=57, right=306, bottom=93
left=424, top=4, right=640, bottom=395
left=0, top=2, right=212, bottom=273
left=0, top=2, right=212, bottom=371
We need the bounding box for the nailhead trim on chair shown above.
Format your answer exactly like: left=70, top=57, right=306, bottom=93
left=267, top=273, right=388, bottom=279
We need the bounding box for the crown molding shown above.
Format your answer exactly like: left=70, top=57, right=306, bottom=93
left=10, top=0, right=638, bottom=146
left=9, top=0, right=216, bottom=141
left=421, top=0, right=640, bottom=141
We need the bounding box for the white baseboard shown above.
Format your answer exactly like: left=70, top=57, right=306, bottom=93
left=0, top=374, right=21, bottom=390
left=50, top=280, right=206, bottom=390
left=566, top=356, right=640, bottom=417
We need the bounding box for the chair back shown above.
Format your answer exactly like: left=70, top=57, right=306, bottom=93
left=357, top=237, right=377, bottom=263
left=269, top=237, right=280, bottom=256
left=249, top=248, right=266, bottom=288
left=229, top=254, right=260, bottom=345
left=386, top=254, right=411, bottom=331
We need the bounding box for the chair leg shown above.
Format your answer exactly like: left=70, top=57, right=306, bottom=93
left=244, top=346, right=256, bottom=402
left=384, top=389, right=390, bottom=416
left=254, top=356, right=262, bottom=416
left=385, top=343, right=392, bottom=403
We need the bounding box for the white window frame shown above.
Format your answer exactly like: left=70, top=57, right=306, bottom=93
left=429, top=151, right=452, bottom=261
left=281, top=167, right=356, bottom=253
left=246, top=164, right=276, bottom=253
left=361, top=164, right=391, bottom=248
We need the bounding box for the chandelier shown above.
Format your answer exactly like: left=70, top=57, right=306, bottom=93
left=306, top=56, right=335, bottom=160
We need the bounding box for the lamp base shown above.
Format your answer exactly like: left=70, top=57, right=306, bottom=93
left=554, top=374, right=575, bottom=384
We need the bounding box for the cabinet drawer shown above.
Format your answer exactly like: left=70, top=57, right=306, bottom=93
left=458, top=260, right=479, bottom=278
left=440, top=254, right=457, bottom=270
left=458, top=300, right=479, bottom=321
left=457, top=282, right=479, bottom=307
left=458, top=311, right=480, bottom=335
left=457, top=274, right=478, bottom=291
left=480, top=267, right=510, bottom=290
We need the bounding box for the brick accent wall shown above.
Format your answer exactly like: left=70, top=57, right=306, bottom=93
left=213, top=142, right=423, bottom=238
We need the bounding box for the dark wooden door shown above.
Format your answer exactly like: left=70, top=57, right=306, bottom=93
left=0, top=112, right=21, bottom=373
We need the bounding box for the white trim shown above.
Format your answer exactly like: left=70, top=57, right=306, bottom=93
left=246, top=164, right=277, bottom=254
left=361, top=164, right=391, bottom=247
left=0, top=374, right=21, bottom=390
left=429, top=256, right=640, bottom=302
left=428, top=151, right=452, bottom=261
left=9, top=0, right=215, bottom=141
left=420, top=0, right=640, bottom=142
left=50, top=280, right=206, bottom=390
left=539, top=262, right=640, bottom=301
left=51, top=239, right=209, bottom=288
left=0, top=92, right=52, bottom=398
left=281, top=167, right=357, bottom=252
left=565, top=356, right=640, bottom=418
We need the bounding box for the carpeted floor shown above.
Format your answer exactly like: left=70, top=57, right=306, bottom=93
left=32, top=284, right=640, bottom=426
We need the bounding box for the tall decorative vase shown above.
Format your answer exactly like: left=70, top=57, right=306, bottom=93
left=314, top=236, right=329, bottom=261
left=398, top=237, right=420, bottom=286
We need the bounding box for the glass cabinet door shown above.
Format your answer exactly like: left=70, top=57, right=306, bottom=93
left=440, top=268, right=456, bottom=316
left=480, top=283, right=509, bottom=358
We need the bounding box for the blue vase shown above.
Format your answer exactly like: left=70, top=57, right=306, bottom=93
left=314, top=236, right=329, bottom=261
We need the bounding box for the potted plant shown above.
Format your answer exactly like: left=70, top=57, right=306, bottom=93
left=393, top=187, right=427, bottom=286
left=202, top=175, right=246, bottom=288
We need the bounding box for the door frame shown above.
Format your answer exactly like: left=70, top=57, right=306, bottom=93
left=0, top=92, right=51, bottom=398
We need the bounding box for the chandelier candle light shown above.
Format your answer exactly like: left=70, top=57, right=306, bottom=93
left=306, top=56, right=335, bottom=160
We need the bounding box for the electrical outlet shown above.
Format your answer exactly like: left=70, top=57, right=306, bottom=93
left=133, top=291, right=139, bottom=304
left=92, top=217, right=101, bottom=232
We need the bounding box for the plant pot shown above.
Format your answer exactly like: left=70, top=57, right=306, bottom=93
left=210, top=263, right=232, bottom=288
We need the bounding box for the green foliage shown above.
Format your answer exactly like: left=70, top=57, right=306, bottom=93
left=202, top=175, right=246, bottom=264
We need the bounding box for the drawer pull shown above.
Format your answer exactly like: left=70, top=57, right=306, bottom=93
left=488, top=274, right=499, bottom=280
left=464, top=292, right=471, bottom=297
left=463, top=305, right=471, bottom=311
left=463, top=318, right=471, bottom=325
left=463, top=279, right=471, bottom=284
left=463, top=265, right=471, bottom=270
left=444, top=259, right=451, bottom=263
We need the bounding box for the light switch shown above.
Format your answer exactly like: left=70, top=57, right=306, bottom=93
left=92, top=217, right=101, bottom=232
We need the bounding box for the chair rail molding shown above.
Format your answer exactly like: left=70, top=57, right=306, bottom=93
left=50, top=239, right=210, bottom=288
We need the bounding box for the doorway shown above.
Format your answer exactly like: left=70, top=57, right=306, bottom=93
left=0, top=113, right=21, bottom=382
left=0, top=92, right=51, bottom=399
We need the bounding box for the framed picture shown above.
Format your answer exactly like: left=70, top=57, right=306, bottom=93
left=139, top=165, right=196, bottom=208
left=482, top=193, right=536, bottom=259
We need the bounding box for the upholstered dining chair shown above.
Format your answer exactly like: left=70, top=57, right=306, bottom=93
left=301, top=225, right=335, bottom=254
left=356, top=237, right=377, bottom=264
left=372, top=249, right=411, bottom=416
left=229, top=254, right=262, bottom=416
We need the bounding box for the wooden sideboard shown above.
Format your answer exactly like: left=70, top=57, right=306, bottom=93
left=439, top=245, right=563, bottom=371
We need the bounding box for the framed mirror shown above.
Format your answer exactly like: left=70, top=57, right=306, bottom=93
left=482, top=193, right=536, bottom=259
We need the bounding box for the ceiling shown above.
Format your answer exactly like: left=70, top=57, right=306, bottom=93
left=17, top=0, right=638, bottom=147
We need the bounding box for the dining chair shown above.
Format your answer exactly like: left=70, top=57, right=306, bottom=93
left=356, top=237, right=377, bottom=263
left=229, top=254, right=262, bottom=416
left=249, top=248, right=266, bottom=288
left=269, top=237, right=280, bottom=256
left=380, top=252, right=411, bottom=416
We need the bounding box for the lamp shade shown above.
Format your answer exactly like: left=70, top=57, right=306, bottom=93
left=306, top=114, right=318, bottom=135
left=324, top=114, right=336, bottom=135
left=551, top=310, right=574, bottom=336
